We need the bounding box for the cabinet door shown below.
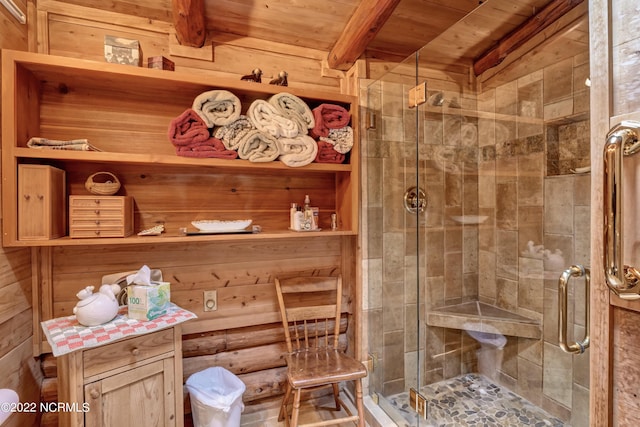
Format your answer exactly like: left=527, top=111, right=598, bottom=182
left=84, top=358, right=177, bottom=427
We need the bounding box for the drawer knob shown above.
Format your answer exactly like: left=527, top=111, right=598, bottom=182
left=90, top=390, right=100, bottom=400
left=37, top=194, right=44, bottom=200
left=94, top=230, right=100, bottom=235
left=94, top=210, right=100, bottom=214
left=23, top=194, right=30, bottom=200
left=94, top=199, right=100, bottom=204
left=131, top=347, right=140, bottom=356
left=95, top=220, right=100, bottom=225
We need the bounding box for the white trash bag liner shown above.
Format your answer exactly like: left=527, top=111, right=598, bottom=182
left=186, top=367, right=246, bottom=427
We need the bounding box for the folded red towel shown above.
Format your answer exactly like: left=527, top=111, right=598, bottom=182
left=314, top=140, right=345, bottom=164
left=175, top=137, right=239, bottom=159
left=168, top=109, right=211, bottom=147
left=310, top=104, right=351, bottom=138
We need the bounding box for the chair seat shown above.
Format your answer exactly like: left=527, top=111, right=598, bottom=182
left=286, top=349, right=367, bottom=389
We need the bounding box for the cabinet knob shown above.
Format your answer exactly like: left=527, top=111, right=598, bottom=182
left=37, top=194, right=44, bottom=200
left=94, top=230, right=100, bottom=235
left=131, top=347, right=140, bottom=356
left=94, top=210, right=100, bottom=214
left=23, top=194, right=30, bottom=200
left=94, top=199, right=100, bottom=204
left=90, top=389, right=100, bottom=400
left=95, top=220, right=100, bottom=225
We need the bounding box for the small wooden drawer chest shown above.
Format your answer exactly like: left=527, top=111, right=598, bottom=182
left=69, top=196, right=134, bottom=238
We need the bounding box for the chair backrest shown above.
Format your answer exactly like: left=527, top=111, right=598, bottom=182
left=275, top=275, right=343, bottom=354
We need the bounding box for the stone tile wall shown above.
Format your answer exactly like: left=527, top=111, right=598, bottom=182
left=361, top=50, right=589, bottom=426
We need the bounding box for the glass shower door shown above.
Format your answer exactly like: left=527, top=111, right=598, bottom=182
left=363, top=17, right=591, bottom=424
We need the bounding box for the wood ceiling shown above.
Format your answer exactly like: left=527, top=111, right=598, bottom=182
left=66, top=0, right=588, bottom=79
left=169, top=0, right=588, bottom=78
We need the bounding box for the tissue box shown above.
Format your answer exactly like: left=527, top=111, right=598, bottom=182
left=127, top=281, right=171, bottom=321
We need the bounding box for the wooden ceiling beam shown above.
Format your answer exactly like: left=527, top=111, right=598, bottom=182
left=172, top=0, right=206, bottom=48
left=327, top=0, right=402, bottom=70
left=473, top=0, right=584, bottom=76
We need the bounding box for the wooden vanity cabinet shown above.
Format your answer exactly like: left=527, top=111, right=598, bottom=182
left=57, top=327, right=183, bottom=427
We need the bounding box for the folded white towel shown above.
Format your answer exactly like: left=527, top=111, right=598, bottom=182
left=27, top=137, right=101, bottom=151
left=319, top=126, right=353, bottom=154
left=278, top=135, right=318, bottom=168
left=237, top=130, right=280, bottom=162
left=269, top=92, right=315, bottom=134
left=213, top=115, right=256, bottom=150
left=247, top=99, right=299, bottom=138
left=192, top=90, right=241, bottom=128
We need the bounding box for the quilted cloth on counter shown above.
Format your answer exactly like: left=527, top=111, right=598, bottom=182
left=41, top=303, right=197, bottom=357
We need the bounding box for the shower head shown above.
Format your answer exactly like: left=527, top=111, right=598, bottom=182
left=428, top=91, right=444, bottom=107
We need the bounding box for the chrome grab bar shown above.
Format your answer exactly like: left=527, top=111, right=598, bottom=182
left=558, top=265, right=590, bottom=354
left=604, top=121, right=640, bottom=300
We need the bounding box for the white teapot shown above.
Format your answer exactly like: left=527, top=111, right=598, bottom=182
left=73, top=284, right=121, bottom=326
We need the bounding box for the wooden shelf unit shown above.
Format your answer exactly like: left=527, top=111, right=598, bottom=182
left=1, top=50, right=359, bottom=247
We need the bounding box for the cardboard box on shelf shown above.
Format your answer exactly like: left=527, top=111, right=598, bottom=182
left=104, top=35, right=142, bottom=66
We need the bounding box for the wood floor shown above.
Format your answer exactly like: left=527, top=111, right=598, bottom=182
left=240, top=392, right=358, bottom=426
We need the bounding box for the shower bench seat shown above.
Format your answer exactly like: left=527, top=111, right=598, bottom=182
left=426, top=301, right=541, bottom=339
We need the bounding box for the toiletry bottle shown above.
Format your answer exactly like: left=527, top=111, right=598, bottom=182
left=293, top=207, right=304, bottom=231
left=303, top=195, right=313, bottom=229
left=289, top=203, right=297, bottom=230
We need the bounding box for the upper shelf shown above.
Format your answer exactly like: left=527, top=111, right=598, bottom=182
left=12, top=147, right=353, bottom=173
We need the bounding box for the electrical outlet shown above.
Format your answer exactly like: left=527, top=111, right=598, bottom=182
left=203, top=290, right=217, bottom=312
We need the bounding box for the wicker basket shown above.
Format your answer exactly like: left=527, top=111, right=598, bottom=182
left=85, top=171, right=121, bottom=196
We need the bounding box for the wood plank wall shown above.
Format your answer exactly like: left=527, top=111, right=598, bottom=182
left=590, top=0, right=640, bottom=424
left=0, top=2, right=43, bottom=426
left=2, top=1, right=362, bottom=426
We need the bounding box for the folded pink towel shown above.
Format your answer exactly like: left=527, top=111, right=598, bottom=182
left=175, top=137, right=238, bottom=159
left=168, top=109, right=211, bottom=147
left=314, top=140, right=345, bottom=164
left=310, top=104, right=351, bottom=138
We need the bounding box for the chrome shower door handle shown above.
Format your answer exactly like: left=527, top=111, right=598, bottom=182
left=603, top=120, right=640, bottom=300
left=558, top=265, right=590, bottom=354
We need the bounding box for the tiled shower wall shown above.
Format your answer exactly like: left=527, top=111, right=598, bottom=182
left=362, top=51, right=590, bottom=424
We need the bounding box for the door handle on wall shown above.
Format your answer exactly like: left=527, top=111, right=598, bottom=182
left=558, top=265, right=590, bottom=354
left=603, top=120, right=640, bottom=300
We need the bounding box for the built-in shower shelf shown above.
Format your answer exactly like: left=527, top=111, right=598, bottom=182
left=426, top=301, right=541, bottom=339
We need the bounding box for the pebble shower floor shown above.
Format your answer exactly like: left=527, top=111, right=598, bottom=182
left=386, top=373, right=565, bottom=426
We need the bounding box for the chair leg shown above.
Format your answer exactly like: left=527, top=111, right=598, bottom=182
left=355, top=379, right=365, bottom=427
left=279, top=382, right=292, bottom=422
left=331, top=383, right=340, bottom=411
left=291, top=388, right=302, bottom=427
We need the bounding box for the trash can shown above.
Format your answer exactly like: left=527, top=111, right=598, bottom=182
left=186, top=367, right=246, bottom=427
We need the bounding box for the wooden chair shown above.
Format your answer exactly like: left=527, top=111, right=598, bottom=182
left=274, top=275, right=367, bottom=427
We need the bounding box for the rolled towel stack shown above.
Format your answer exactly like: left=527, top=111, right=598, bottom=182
left=269, top=92, right=315, bottom=135
left=278, top=135, right=318, bottom=168
left=319, top=126, right=353, bottom=154
left=192, top=90, right=242, bottom=127
left=213, top=115, right=256, bottom=151
left=168, top=90, right=351, bottom=167
left=175, top=137, right=239, bottom=159
left=247, top=99, right=299, bottom=138
left=236, top=130, right=280, bottom=162
left=315, top=140, right=345, bottom=164
left=168, top=109, right=210, bottom=146
left=310, top=103, right=351, bottom=139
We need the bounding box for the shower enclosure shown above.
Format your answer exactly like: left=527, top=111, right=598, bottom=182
left=362, top=5, right=591, bottom=426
